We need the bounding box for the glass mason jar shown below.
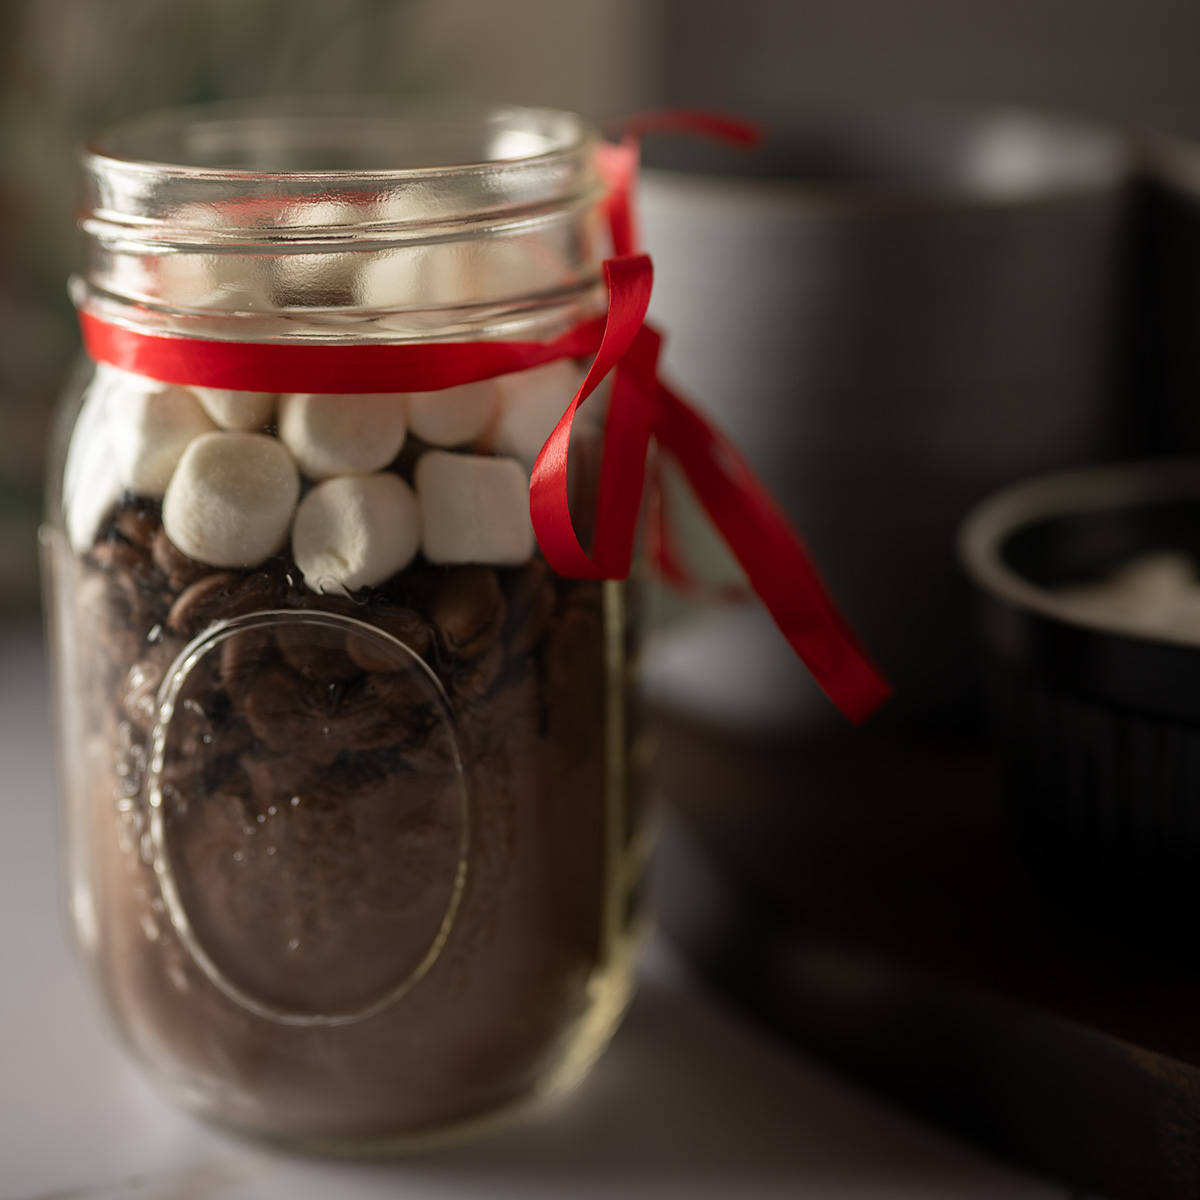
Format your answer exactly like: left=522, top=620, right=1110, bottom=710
left=42, top=99, right=647, bottom=1150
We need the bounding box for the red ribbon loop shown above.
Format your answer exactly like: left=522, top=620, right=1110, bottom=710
left=598, top=109, right=764, bottom=258
left=530, top=254, right=655, bottom=580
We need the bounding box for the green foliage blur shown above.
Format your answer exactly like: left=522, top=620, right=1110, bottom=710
left=0, top=0, right=425, bottom=611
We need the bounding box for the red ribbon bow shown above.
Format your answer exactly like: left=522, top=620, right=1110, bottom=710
left=77, top=110, right=891, bottom=724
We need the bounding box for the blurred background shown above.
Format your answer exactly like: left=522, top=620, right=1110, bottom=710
left=4, top=0, right=1200, bottom=616
left=12, top=0, right=1200, bottom=798
left=10, top=0, right=1200, bottom=764
left=11, top=4, right=1200, bottom=1192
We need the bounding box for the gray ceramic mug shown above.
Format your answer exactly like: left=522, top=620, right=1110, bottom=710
left=640, top=110, right=1132, bottom=737
left=1129, top=128, right=1200, bottom=457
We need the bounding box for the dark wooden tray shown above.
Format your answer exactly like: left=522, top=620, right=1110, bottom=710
left=653, top=711, right=1200, bottom=1200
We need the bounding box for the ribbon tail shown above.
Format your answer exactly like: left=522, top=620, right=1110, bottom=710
left=652, top=382, right=892, bottom=724
left=596, top=142, right=640, bottom=258
left=617, top=108, right=764, bottom=150
left=598, top=109, right=764, bottom=257
left=648, top=458, right=691, bottom=590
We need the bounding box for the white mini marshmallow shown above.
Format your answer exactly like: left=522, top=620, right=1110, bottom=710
left=162, top=433, right=300, bottom=568
left=155, top=205, right=275, bottom=311
left=277, top=392, right=407, bottom=480
left=490, top=360, right=588, bottom=466
left=191, top=388, right=277, bottom=431
left=405, top=380, right=497, bottom=447
left=63, top=370, right=124, bottom=550
left=292, top=473, right=420, bottom=593
left=415, top=451, right=534, bottom=566
left=106, top=372, right=218, bottom=498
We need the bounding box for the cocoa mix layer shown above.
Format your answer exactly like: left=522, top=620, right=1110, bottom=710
left=67, top=495, right=631, bottom=1141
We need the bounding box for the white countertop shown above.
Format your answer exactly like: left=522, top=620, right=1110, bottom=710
left=0, top=623, right=1068, bottom=1200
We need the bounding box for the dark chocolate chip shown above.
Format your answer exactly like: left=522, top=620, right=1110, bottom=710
left=501, top=561, right=558, bottom=660
left=114, top=505, right=160, bottom=550
left=224, top=571, right=287, bottom=618
left=452, top=640, right=505, bottom=705
left=219, top=627, right=279, bottom=698
left=331, top=668, right=435, bottom=753
left=167, top=572, right=241, bottom=637
left=90, top=538, right=149, bottom=574
left=167, top=570, right=285, bottom=639
left=152, top=528, right=216, bottom=594
left=276, top=620, right=365, bottom=685
left=346, top=604, right=434, bottom=673
left=240, top=663, right=342, bottom=763
left=307, top=591, right=362, bottom=620
left=427, top=567, right=505, bottom=661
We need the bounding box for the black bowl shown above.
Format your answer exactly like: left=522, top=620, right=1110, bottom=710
left=959, top=460, right=1200, bottom=923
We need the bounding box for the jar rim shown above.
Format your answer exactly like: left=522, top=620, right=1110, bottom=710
left=76, top=97, right=607, bottom=341
left=82, top=96, right=597, bottom=182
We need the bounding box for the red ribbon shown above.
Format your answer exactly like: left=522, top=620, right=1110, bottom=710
left=78, top=310, right=609, bottom=395
left=76, top=112, right=891, bottom=724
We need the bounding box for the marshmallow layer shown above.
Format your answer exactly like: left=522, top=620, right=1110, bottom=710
left=162, top=432, right=301, bottom=568
left=416, top=451, right=534, bottom=566
left=192, top=388, right=278, bottom=431
left=278, top=393, right=407, bottom=480
left=491, top=360, right=587, bottom=466
left=405, top=381, right=497, bottom=448
left=107, top=374, right=218, bottom=498
left=63, top=371, right=124, bottom=550
left=293, top=473, right=420, bottom=592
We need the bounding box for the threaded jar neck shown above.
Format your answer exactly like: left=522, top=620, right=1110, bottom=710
left=76, top=98, right=608, bottom=343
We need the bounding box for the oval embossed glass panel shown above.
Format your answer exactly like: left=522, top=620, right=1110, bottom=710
left=146, top=610, right=470, bottom=1026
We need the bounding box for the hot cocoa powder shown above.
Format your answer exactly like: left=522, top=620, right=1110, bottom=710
left=67, top=496, right=636, bottom=1143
